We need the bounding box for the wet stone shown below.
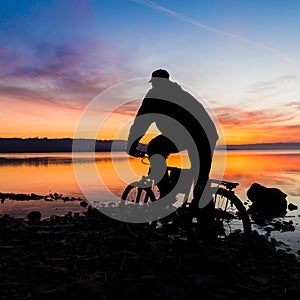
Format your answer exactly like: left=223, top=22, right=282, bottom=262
left=26, top=210, right=42, bottom=222
left=288, top=203, right=298, bottom=211
left=80, top=200, right=89, bottom=207
left=247, top=182, right=287, bottom=216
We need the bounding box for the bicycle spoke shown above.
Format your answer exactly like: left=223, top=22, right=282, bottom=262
left=136, top=188, right=142, bottom=203
left=214, top=188, right=251, bottom=239
left=121, top=184, right=158, bottom=238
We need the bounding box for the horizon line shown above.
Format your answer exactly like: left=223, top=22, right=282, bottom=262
left=1, top=137, right=300, bottom=146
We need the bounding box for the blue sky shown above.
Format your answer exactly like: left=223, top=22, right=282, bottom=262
left=0, top=0, right=300, bottom=143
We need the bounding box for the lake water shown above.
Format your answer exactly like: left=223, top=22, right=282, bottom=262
left=0, top=151, right=299, bottom=254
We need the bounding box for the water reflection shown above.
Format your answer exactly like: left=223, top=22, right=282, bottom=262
left=0, top=157, right=73, bottom=166
left=0, top=153, right=129, bottom=166
left=219, top=151, right=300, bottom=199
left=0, top=151, right=299, bottom=201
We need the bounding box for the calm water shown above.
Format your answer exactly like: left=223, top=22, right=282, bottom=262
left=1, top=151, right=299, bottom=253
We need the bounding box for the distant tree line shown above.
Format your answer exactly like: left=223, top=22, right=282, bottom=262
left=0, top=138, right=127, bottom=153
left=225, top=142, right=300, bottom=150
left=0, top=138, right=299, bottom=153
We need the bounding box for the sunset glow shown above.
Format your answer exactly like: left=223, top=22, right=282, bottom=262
left=1, top=1, right=300, bottom=145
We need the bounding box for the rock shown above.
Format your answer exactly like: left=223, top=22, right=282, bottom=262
left=288, top=203, right=298, bottom=211
left=80, top=200, right=88, bottom=208
left=247, top=183, right=287, bottom=216
left=273, top=220, right=295, bottom=232
left=264, top=226, right=274, bottom=233
left=27, top=210, right=41, bottom=221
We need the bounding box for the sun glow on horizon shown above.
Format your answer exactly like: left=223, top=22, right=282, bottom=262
left=1, top=105, right=299, bottom=145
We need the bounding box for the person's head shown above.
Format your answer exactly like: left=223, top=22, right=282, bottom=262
left=149, top=69, right=170, bottom=87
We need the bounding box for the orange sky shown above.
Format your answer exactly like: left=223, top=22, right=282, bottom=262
left=1, top=93, right=300, bottom=145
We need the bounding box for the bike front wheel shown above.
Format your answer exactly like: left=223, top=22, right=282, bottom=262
left=121, top=184, right=158, bottom=238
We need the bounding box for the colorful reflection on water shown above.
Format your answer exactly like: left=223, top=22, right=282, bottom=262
left=217, top=150, right=300, bottom=199
left=0, top=150, right=299, bottom=252
left=1, top=151, right=299, bottom=202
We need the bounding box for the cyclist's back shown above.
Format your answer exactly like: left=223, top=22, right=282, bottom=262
left=131, top=79, right=218, bottom=152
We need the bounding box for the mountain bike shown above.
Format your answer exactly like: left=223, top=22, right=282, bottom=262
left=121, top=152, right=251, bottom=247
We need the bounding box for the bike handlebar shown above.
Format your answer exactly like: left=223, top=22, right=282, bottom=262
left=130, top=150, right=147, bottom=158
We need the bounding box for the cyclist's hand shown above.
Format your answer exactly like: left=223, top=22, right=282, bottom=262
left=129, top=149, right=145, bottom=157
left=126, top=140, right=146, bottom=157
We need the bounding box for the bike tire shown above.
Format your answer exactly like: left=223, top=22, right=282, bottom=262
left=214, top=187, right=251, bottom=239
left=121, top=184, right=158, bottom=238
left=187, top=188, right=252, bottom=263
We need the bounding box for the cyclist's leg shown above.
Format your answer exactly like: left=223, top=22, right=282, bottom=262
left=147, top=135, right=178, bottom=198
left=190, top=139, right=214, bottom=208
left=189, top=140, right=216, bottom=240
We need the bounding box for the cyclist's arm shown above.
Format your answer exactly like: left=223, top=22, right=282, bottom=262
left=126, top=98, right=153, bottom=156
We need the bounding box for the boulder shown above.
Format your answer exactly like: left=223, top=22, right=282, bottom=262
left=27, top=211, right=42, bottom=221
left=247, top=183, right=287, bottom=216
left=80, top=200, right=88, bottom=208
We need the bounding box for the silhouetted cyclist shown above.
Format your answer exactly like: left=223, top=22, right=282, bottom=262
left=126, top=69, right=218, bottom=239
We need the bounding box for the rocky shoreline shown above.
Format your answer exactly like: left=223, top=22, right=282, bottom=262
left=1, top=208, right=300, bottom=300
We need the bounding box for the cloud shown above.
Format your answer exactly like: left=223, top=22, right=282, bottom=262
left=214, top=105, right=300, bottom=143
left=247, top=75, right=297, bottom=94
left=0, top=40, right=128, bottom=108
left=287, top=101, right=300, bottom=109
left=215, top=106, right=296, bottom=127
left=111, top=100, right=141, bottom=117
left=286, top=124, right=300, bottom=129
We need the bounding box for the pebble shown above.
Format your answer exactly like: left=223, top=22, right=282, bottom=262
left=288, top=203, right=298, bottom=211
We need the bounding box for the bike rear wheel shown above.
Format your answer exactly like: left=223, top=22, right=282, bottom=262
left=121, top=184, right=158, bottom=238
left=189, top=188, right=252, bottom=262
left=214, top=187, right=251, bottom=239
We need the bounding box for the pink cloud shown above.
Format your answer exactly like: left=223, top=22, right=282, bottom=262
left=215, top=106, right=296, bottom=127
left=112, top=100, right=141, bottom=117
left=0, top=40, right=130, bottom=110
left=214, top=105, right=300, bottom=143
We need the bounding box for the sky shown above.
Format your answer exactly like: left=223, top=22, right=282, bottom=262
left=1, top=0, right=300, bottom=145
